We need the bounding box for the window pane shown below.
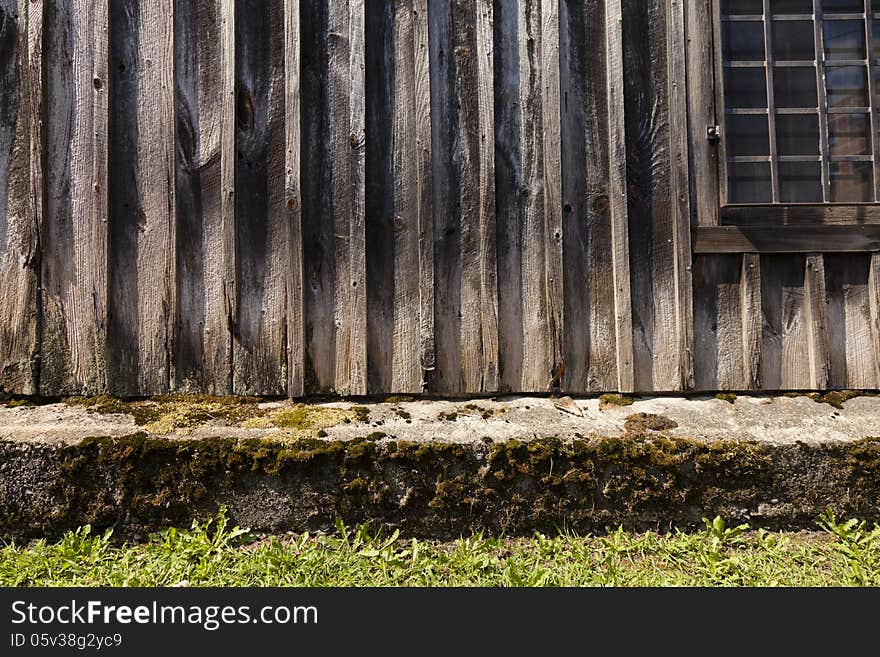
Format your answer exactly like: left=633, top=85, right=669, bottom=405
left=873, top=19, right=880, bottom=59
left=723, top=22, right=766, bottom=60
left=825, top=66, right=868, bottom=107
left=729, top=163, right=773, bottom=202
left=774, top=66, right=818, bottom=107
left=776, top=114, right=820, bottom=154
left=823, top=20, right=866, bottom=61
left=772, top=21, right=816, bottom=60
left=779, top=162, right=823, bottom=202
left=726, top=115, right=771, bottom=155
left=770, top=0, right=812, bottom=12
left=822, top=0, right=867, bottom=11
left=830, top=161, right=874, bottom=202
left=722, top=0, right=764, bottom=14
left=828, top=113, right=871, bottom=155
left=725, top=67, right=768, bottom=107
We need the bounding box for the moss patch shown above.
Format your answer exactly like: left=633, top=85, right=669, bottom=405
left=241, top=404, right=353, bottom=438
left=815, top=390, right=879, bottom=409
left=599, top=394, right=634, bottom=410
left=715, top=393, right=737, bottom=404
left=623, top=413, right=678, bottom=434
left=5, top=432, right=880, bottom=542
left=63, top=394, right=266, bottom=433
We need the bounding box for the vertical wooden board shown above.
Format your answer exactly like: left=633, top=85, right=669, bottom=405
left=285, top=0, right=304, bottom=397
left=692, top=255, right=743, bottom=391
left=686, top=0, right=718, bottom=227
left=388, top=0, right=423, bottom=394
left=666, top=0, right=694, bottom=389
left=364, top=0, right=394, bottom=393
left=823, top=254, right=877, bottom=389
left=173, top=0, right=232, bottom=394
left=301, top=0, right=334, bottom=392
left=0, top=0, right=39, bottom=394
left=559, top=0, right=588, bottom=392
left=517, top=0, right=559, bottom=390
left=493, top=0, right=523, bottom=391
left=741, top=253, right=762, bottom=389
left=428, top=0, right=497, bottom=395
left=622, top=0, right=678, bottom=392
left=455, top=0, right=497, bottom=393
left=606, top=0, right=634, bottom=393
left=328, top=0, right=366, bottom=395
left=541, top=0, right=563, bottom=387
left=560, top=0, right=619, bottom=392
left=869, top=253, right=880, bottom=389
left=347, top=0, right=367, bottom=394
left=760, top=255, right=814, bottom=390
left=426, top=0, right=460, bottom=392
left=232, top=0, right=287, bottom=395
left=40, top=0, right=108, bottom=395
left=804, top=254, right=830, bottom=390
left=107, top=0, right=175, bottom=395
left=304, top=0, right=366, bottom=395
left=414, top=0, right=435, bottom=387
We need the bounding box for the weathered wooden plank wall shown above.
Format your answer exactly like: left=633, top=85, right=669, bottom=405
left=1, top=0, right=877, bottom=397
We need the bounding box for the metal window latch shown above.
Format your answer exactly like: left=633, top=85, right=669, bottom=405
left=707, top=125, right=721, bottom=143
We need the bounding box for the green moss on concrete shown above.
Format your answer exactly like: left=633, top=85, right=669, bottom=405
left=4, top=432, right=880, bottom=542
left=599, top=394, right=634, bottom=409
left=815, top=390, right=880, bottom=409
left=715, top=393, right=737, bottom=404
left=63, top=395, right=266, bottom=433
left=623, top=413, right=678, bottom=434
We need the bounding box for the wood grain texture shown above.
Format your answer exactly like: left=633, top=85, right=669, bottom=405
left=460, top=0, right=498, bottom=392
left=429, top=0, right=497, bottom=394
left=804, top=254, right=830, bottom=390
left=284, top=0, right=304, bottom=397
left=0, top=0, right=39, bottom=394
left=173, top=0, right=231, bottom=394
left=761, top=255, right=815, bottom=390
left=666, top=0, right=694, bottom=390
left=824, top=254, right=878, bottom=389
left=387, top=0, right=425, bottom=393
left=107, top=0, right=175, bottom=395
left=40, top=0, right=109, bottom=395
left=694, top=226, right=880, bottom=254
left=494, top=0, right=523, bottom=391
left=562, top=0, right=620, bottom=391
left=693, top=255, right=743, bottom=390
left=328, top=0, right=366, bottom=395
left=741, top=253, right=762, bottom=389
left=686, top=0, right=718, bottom=228
left=232, top=0, right=287, bottom=395
left=869, top=253, right=880, bottom=388
left=6, top=0, right=878, bottom=397
left=624, top=0, right=679, bottom=391
left=516, top=0, right=561, bottom=391
left=541, top=0, right=563, bottom=388
left=606, top=0, right=634, bottom=393
left=303, top=0, right=366, bottom=395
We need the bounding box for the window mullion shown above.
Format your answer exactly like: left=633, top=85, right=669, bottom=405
left=813, top=0, right=831, bottom=203
left=763, top=0, right=780, bottom=202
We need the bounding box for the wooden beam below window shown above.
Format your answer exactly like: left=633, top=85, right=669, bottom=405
left=694, top=225, right=880, bottom=253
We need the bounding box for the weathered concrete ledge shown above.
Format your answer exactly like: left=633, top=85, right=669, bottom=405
left=1, top=393, right=879, bottom=540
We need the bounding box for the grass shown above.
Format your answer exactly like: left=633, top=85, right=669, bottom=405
left=2, top=509, right=879, bottom=587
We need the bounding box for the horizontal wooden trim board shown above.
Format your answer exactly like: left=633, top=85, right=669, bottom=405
left=720, top=204, right=880, bottom=226
left=693, top=226, right=880, bottom=254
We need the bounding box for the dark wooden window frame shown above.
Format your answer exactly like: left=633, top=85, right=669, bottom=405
left=690, top=0, right=880, bottom=253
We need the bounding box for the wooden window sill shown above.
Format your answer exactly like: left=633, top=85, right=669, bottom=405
left=693, top=225, right=880, bottom=254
